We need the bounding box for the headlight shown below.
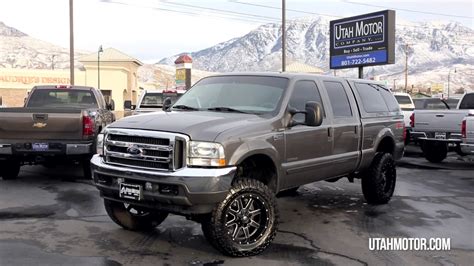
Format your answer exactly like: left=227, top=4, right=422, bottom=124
left=188, top=141, right=226, bottom=167
left=96, top=133, right=104, bottom=156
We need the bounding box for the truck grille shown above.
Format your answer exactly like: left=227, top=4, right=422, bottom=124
left=104, top=129, right=187, bottom=171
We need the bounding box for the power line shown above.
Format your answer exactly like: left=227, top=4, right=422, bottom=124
left=342, top=0, right=474, bottom=19
left=230, top=0, right=474, bottom=34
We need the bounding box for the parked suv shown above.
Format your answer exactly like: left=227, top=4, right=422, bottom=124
left=90, top=73, right=404, bottom=256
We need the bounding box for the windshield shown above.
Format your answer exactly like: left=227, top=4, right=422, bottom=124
left=172, top=76, right=288, bottom=114
left=140, top=93, right=163, bottom=108
left=27, top=89, right=97, bottom=108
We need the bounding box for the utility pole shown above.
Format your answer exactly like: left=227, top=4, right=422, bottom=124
left=51, top=55, right=56, bottom=70
left=404, top=44, right=409, bottom=93
left=69, top=0, right=74, bottom=85
left=393, top=78, right=397, bottom=91
left=281, top=0, right=286, bottom=72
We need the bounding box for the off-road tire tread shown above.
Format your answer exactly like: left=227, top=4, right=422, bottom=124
left=104, top=199, right=168, bottom=232
left=362, top=153, right=396, bottom=205
left=203, top=178, right=278, bottom=257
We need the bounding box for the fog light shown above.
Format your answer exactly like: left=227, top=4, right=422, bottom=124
left=145, top=182, right=153, bottom=190
left=117, top=178, right=124, bottom=184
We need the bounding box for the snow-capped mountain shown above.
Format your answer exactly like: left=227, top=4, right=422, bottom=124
left=0, top=22, right=86, bottom=69
left=160, top=17, right=474, bottom=91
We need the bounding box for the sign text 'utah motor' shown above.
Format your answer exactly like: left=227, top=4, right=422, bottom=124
left=334, top=15, right=385, bottom=49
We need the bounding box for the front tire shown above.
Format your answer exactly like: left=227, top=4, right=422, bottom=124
left=0, top=160, right=20, bottom=180
left=202, top=178, right=278, bottom=257
left=82, top=158, right=92, bottom=179
left=104, top=199, right=168, bottom=231
left=362, top=153, right=396, bottom=205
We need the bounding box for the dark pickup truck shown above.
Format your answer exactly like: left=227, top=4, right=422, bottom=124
left=90, top=73, right=404, bottom=256
left=0, top=85, right=115, bottom=179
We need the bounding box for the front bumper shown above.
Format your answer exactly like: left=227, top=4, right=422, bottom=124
left=460, top=143, right=474, bottom=155
left=90, top=155, right=237, bottom=215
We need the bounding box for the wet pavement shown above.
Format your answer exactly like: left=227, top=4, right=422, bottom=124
left=0, top=150, right=473, bottom=265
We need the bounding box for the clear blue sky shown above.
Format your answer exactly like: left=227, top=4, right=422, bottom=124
left=0, top=0, right=472, bottom=62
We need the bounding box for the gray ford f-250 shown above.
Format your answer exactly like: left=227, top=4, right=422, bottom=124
left=90, top=73, right=405, bottom=256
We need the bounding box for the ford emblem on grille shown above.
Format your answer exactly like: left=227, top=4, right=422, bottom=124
left=127, top=145, right=142, bottom=155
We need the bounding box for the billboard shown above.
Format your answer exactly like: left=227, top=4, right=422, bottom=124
left=329, top=10, right=395, bottom=69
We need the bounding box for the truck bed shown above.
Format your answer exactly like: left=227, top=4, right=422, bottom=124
left=0, top=107, right=84, bottom=140
left=413, top=109, right=470, bottom=134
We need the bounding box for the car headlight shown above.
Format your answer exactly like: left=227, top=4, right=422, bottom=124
left=188, top=141, right=226, bottom=167
left=96, top=133, right=104, bottom=156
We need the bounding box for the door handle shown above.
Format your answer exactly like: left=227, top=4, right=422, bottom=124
left=328, top=128, right=333, bottom=137
left=435, top=114, right=444, bottom=117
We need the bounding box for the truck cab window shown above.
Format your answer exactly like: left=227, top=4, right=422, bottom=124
left=324, top=81, right=353, bottom=117
left=289, top=80, right=324, bottom=122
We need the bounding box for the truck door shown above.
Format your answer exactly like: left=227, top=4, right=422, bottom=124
left=282, top=80, right=333, bottom=189
left=320, top=79, right=361, bottom=176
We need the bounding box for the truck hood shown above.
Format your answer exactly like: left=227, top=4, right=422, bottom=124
left=108, top=110, right=266, bottom=141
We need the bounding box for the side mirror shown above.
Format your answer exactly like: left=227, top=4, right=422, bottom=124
left=162, top=97, right=172, bottom=111
left=124, top=100, right=135, bottom=110
left=288, top=101, right=323, bottom=127
left=305, top=101, right=323, bottom=127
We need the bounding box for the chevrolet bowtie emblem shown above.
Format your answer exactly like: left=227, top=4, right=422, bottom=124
left=33, top=122, right=47, bottom=128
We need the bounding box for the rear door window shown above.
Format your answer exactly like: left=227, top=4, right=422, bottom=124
left=379, top=87, right=401, bottom=112
left=354, top=83, right=389, bottom=113
left=459, top=94, right=474, bottom=109
left=324, top=81, right=352, bottom=117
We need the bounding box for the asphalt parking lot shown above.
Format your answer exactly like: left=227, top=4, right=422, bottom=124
left=0, top=147, right=473, bottom=266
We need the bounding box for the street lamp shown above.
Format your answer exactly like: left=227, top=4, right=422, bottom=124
left=98, top=45, right=103, bottom=91
left=447, top=68, right=457, bottom=98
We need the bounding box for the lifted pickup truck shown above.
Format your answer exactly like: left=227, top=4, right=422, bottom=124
left=0, top=85, right=115, bottom=179
left=411, top=92, right=474, bottom=162
left=90, top=73, right=404, bottom=256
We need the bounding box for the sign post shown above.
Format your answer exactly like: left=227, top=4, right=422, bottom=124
left=329, top=10, right=396, bottom=77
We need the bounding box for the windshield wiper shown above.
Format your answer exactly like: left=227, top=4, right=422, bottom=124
left=206, top=107, right=249, bottom=114
left=172, top=105, right=199, bottom=111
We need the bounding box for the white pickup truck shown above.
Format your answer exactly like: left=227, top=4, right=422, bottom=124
left=411, top=92, right=474, bottom=162
left=461, top=116, right=474, bottom=155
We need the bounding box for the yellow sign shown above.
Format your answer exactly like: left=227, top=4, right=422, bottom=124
left=176, top=69, right=186, bottom=81
left=431, top=83, right=444, bottom=93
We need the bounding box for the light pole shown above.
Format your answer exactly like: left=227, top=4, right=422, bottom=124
left=98, top=45, right=103, bottom=91
left=393, top=78, right=398, bottom=91
left=281, top=0, right=286, bottom=72
left=447, top=68, right=456, bottom=98
left=69, top=0, right=74, bottom=84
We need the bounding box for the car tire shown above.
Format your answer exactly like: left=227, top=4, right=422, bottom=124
left=362, top=153, right=396, bottom=205
left=423, top=142, right=448, bottom=163
left=104, top=199, right=168, bottom=231
left=201, top=178, right=278, bottom=257
left=0, top=160, right=20, bottom=180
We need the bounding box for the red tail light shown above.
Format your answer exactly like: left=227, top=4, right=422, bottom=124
left=410, top=113, right=415, bottom=128
left=461, top=119, right=466, bottom=139
left=83, top=115, right=95, bottom=137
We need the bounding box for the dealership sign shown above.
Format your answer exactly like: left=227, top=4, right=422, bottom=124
left=329, top=10, right=395, bottom=69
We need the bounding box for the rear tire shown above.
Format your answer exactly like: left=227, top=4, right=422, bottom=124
left=362, top=153, right=396, bottom=205
left=201, top=178, right=278, bottom=257
left=104, top=199, right=168, bottom=231
left=422, top=141, right=448, bottom=163
left=0, top=160, right=20, bottom=180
